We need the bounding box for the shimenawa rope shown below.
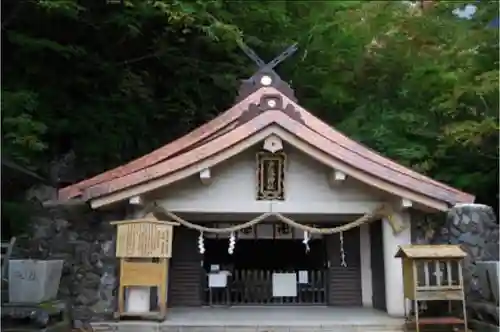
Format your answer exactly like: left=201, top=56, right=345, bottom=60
left=147, top=202, right=389, bottom=235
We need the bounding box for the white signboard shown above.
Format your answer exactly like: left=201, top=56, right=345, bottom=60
left=209, top=272, right=229, bottom=288
left=298, top=270, right=309, bottom=284
left=272, top=273, right=297, bottom=297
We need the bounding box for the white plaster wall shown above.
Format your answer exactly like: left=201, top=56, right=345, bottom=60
left=383, top=211, right=411, bottom=316
left=359, top=224, right=373, bottom=307
left=153, top=146, right=386, bottom=215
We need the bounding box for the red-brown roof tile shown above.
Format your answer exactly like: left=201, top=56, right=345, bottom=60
left=58, top=89, right=267, bottom=200
left=84, top=109, right=472, bottom=205
left=59, top=87, right=475, bottom=206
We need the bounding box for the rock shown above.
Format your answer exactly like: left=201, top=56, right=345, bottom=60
left=54, top=218, right=69, bottom=232
left=18, top=204, right=120, bottom=323
left=26, top=185, right=58, bottom=203
left=32, top=218, right=53, bottom=239
left=84, top=272, right=102, bottom=288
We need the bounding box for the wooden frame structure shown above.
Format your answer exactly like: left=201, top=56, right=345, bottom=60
left=395, top=244, right=468, bottom=332
left=111, top=215, right=178, bottom=320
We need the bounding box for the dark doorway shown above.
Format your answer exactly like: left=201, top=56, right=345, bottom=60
left=202, top=237, right=328, bottom=305
left=203, top=238, right=326, bottom=270
left=370, top=220, right=387, bottom=311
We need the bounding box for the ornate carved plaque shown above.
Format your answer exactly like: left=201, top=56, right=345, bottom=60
left=256, top=151, right=286, bottom=200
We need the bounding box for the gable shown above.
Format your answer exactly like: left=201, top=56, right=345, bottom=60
left=148, top=146, right=388, bottom=215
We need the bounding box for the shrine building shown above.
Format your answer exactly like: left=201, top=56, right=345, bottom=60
left=57, top=58, right=474, bottom=327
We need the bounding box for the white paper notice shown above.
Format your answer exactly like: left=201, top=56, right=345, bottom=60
left=125, top=286, right=150, bottom=313
left=210, top=264, right=220, bottom=272
left=208, top=272, right=228, bottom=288
left=272, top=273, right=297, bottom=297
left=298, top=270, right=308, bottom=284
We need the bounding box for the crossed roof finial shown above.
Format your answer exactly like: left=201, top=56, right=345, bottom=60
left=236, top=40, right=298, bottom=102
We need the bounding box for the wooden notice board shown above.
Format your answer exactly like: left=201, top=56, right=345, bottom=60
left=111, top=216, right=179, bottom=321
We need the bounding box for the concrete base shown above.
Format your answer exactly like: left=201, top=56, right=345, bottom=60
left=92, top=306, right=404, bottom=332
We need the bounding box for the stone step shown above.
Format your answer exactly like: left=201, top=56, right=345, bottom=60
left=92, top=322, right=404, bottom=332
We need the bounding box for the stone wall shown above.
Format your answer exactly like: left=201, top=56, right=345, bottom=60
left=412, top=204, right=500, bottom=324
left=13, top=185, right=120, bottom=323
left=412, top=204, right=499, bottom=299
left=447, top=204, right=499, bottom=300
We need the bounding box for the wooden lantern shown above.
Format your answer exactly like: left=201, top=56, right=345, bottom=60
left=395, top=244, right=468, bottom=332
left=111, top=214, right=178, bottom=321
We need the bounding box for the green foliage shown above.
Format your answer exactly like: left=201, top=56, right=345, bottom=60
left=2, top=0, right=498, bottom=225
left=2, top=90, right=47, bottom=166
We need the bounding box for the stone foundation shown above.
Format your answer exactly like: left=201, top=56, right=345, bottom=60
left=13, top=186, right=121, bottom=323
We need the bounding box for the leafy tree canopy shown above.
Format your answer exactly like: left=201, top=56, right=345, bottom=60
left=2, top=1, right=498, bottom=228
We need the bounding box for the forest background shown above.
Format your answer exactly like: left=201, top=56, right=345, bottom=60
left=2, top=1, right=498, bottom=235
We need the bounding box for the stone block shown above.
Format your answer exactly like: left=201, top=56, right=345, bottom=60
left=115, top=323, right=159, bottom=332
left=91, top=324, right=118, bottom=332
left=178, top=327, right=223, bottom=332
left=159, top=327, right=180, bottom=332
left=476, top=261, right=500, bottom=305
left=289, top=326, right=322, bottom=332
left=317, top=327, right=354, bottom=332
left=256, top=326, right=289, bottom=332
left=223, top=327, right=257, bottom=332
left=8, top=259, right=63, bottom=303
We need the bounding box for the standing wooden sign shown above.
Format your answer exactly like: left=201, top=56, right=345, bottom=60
left=395, top=244, right=468, bottom=332
left=111, top=216, right=178, bottom=321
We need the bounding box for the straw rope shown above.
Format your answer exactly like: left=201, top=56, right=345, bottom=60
left=147, top=202, right=389, bottom=234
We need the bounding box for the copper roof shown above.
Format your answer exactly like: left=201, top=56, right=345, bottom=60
left=395, top=245, right=467, bottom=259
left=59, top=86, right=475, bottom=206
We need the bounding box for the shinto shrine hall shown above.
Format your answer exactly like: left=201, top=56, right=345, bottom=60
left=57, top=45, right=474, bottom=331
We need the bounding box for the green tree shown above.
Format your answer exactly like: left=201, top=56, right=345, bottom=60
left=2, top=0, right=498, bottom=227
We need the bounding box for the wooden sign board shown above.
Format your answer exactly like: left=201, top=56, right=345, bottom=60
left=111, top=219, right=178, bottom=258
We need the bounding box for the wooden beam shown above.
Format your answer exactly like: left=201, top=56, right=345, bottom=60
left=199, top=168, right=211, bottom=185
left=129, top=195, right=143, bottom=205
left=401, top=198, right=413, bottom=209
left=42, top=198, right=86, bottom=208
left=329, top=169, right=346, bottom=187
